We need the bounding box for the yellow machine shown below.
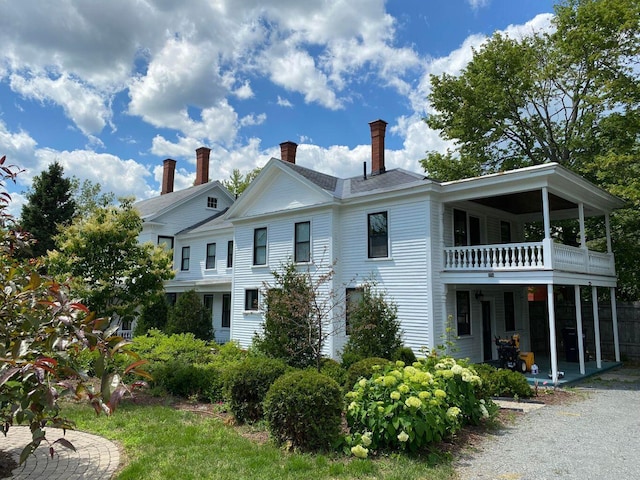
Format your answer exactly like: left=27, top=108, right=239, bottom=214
left=495, top=334, right=535, bottom=373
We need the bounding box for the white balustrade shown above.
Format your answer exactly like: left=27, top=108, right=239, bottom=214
left=443, top=242, right=614, bottom=275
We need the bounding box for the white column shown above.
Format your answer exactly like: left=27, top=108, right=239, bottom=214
left=592, top=285, right=602, bottom=369
left=547, top=283, right=559, bottom=384
left=605, top=213, right=612, bottom=253
left=610, top=287, right=620, bottom=362
left=574, top=285, right=586, bottom=374
left=542, top=187, right=551, bottom=239
left=579, top=203, right=586, bottom=248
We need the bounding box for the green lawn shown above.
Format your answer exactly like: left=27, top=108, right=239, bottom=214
left=64, top=401, right=456, bottom=480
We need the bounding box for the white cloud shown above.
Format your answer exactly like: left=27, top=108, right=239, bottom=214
left=240, top=113, right=267, bottom=127
left=467, top=0, right=490, bottom=10
left=277, top=96, right=293, bottom=108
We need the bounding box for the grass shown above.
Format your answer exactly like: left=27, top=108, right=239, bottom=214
left=63, top=401, right=456, bottom=480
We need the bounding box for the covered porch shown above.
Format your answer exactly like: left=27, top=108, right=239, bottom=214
left=440, top=163, right=624, bottom=383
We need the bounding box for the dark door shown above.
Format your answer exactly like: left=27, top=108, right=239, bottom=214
left=482, top=300, right=492, bottom=361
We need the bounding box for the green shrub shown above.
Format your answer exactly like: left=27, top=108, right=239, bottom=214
left=264, top=370, right=343, bottom=451
left=471, top=364, right=533, bottom=399
left=341, top=283, right=402, bottom=364
left=393, top=346, right=417, bottom=365
left=166, top=290, right=213, bottom=341
left=134, top=295, right=169, bottom=336
left=150, top=360, right=224, bottom=402
left=130, top=330, right=215, bottom=365
left=313, top=358, right=347, bottom=388
left=345, top=357, right=496, bottom=456
left=223, top=357, right=288, bottom=423
left=344, top=357, right=390, bottom=390
left=489, top=369, right=533, bottom=399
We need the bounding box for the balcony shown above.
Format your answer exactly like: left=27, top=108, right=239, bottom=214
left=443, top=239, right=615, bottom=276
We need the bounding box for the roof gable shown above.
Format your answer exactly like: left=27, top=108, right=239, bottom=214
left=135, top=181, right=235, bottom=221
left=225, top=159, right=337, bottom=220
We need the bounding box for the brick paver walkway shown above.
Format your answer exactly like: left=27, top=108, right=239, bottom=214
left=2, top=426, right=120, bottom=479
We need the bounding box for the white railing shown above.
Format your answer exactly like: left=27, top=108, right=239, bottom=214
left=444, top=242, right=545, bottom=270
left=444, top=241, right=615, bottom=276
left=119, top=329, right=133, bottom=340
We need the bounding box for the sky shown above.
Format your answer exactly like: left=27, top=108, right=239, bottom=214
left=0, top=0, right=558, bottom=217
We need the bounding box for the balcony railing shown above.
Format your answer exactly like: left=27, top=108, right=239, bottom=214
left=443, top=240, right=615, bottom=276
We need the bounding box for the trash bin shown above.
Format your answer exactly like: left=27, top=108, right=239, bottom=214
left=562, top=327, right=585, bottom=362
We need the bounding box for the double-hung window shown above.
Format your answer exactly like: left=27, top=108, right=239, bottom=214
left=206, top=243, right=216, bottom=269
left=253, top=228, right=267, bottom=265
left=456, top=290, right=471, bottom=336
left=181, top=246, right=190, bottom=271
left=157, top=236, right=174, bottom=250
left=245, top=289, right=259, bottom=311
left=227, top=240, right=234, bottom=268
left=368, top=211, right=388, bottom=258
left=294, top=221, right=311, bottom=263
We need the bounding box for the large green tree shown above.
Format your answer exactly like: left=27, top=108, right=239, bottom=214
left=20, top=162, right=76, bottom=257
left=46, top=199, right=174, bottom=325
left=423, top=0, right=640, bottom=299
left=221, top=167, right=261, bottom=197
left=1, top=156, right=150, bottom=465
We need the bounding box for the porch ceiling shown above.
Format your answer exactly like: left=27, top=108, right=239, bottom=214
left=471, top=190, right=577, bottom=215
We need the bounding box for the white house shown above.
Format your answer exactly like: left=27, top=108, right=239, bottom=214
left=134, top=120, right=624, bottom=383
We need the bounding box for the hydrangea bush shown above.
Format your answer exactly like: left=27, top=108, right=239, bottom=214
left=345, top=355, right=496, bottom=455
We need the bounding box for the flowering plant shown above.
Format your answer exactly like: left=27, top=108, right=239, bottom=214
left=345, top=354, right=496, bottom=454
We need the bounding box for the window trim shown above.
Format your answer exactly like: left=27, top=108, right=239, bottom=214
left=453, top=209, right=481, bottom=247
left=253, top=227, right=267, bottom=266
left=222, top=293, right=231, bottom=328
left=227, top=240, right=234, bottom=268
left=181, top=246, right=190, bottom=271
left=157, top=235, right=174, bottom=250
left=456, top=290, right=471, bottom=336
left=205, top=242, right=216, bottom=270
left=367, top=211, right=389, bottom=259
left=245, top=289, right=259, bottom=311
left=203, top=294, right=214, bottom=329
left=294, top=221, right=311, bottom=263
left=207, top=197, right=218, bottom=209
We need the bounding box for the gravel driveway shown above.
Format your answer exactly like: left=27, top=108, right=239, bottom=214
left=455, top=367, right=640, bottom=480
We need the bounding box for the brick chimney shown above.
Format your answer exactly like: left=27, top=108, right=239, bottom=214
left=369, top=119, right=387, bottom=176
left=161, top=158, right=176, bottom=195
left=280, top=141, right=298, bottom=164
left=195, top=147, right=211, bottom=185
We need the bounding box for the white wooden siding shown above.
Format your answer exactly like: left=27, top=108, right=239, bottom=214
left=243, top=174, right=329, bottom=217
left=230, top=209, right=334, bottom=349
left=337, top=198, right=431, bottom=356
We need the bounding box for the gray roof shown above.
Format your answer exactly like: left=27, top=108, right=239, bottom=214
left=134, top=181, right=227, bottom=219
left=176, top=208, right=230, bottom=235
left=279, top=160, right=339, bottom=193
left=277, top=160, right=429, bottom=199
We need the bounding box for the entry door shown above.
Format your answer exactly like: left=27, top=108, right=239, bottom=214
left=481, top=300, right=493, bottom=361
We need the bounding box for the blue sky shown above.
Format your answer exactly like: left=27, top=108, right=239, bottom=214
left=0, top=0, right=557, bottom=216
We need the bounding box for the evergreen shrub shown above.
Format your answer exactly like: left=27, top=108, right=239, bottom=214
left=264, top=370, right=343, bottom=451
left=223, top=357, right=288, bottom=423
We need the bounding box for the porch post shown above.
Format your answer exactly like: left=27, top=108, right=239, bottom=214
left=547, top=283, right=559, bottom=383
left=542, top=187, right=551, bottom=239
left=578, top=203, right=586, bottom=248
left=610, top=287, right=621, bottom=362
left=574, top=285, right=586, bottom=374
left=605, top=213, right=612, bottom=253
left=592, top=285, right=602, bottom=369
